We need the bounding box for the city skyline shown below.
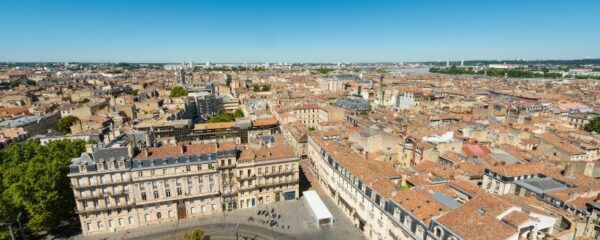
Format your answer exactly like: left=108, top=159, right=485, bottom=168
left=2, top=0, right=600, bottom=63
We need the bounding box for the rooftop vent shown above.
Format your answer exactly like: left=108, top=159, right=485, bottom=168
left=476, top=208, right=486, bottom=215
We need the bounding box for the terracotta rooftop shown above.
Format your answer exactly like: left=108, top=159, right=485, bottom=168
left=489, top=162, right=546, bottom=177
left=253, top=117, right=279, bottom=126
left=391, top=189, right=449, bottom=224
left=194, top=122, right=235, bottom=130
left=437, top=193, right=518, bottom=240
left=134, top=141, right=236, bottom=160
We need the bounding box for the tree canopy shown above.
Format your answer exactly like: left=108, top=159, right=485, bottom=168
left=429, top=66, right=563, bottom=78
left=252, top=85, right=270, bottom=92
left=314, top=67, right=335, bottom=74
left=0, top=139, right=87, bottom=238
left=182, top=228, right=210, bottom=240
left=170, top=86, right=189, bottom=97
left=207, top=109, right=244, bottom=123
left=584, top=117, right=600, bottom=133
left=58, top=115, right=79, bottom=134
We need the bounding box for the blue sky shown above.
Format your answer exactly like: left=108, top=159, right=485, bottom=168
left=1, top=0, right=599, bottom=63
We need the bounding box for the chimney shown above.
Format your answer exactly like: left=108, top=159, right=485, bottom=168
left=127, top=143, right=134, bottom=158
left=85, top=144, right=95, bottom=154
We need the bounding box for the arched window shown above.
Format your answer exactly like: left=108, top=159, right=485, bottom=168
left=415, top=226, right=424, bottom=239
left=433, top=226, right=444, bottom=238
left=403, top=216, right=412, bottom=228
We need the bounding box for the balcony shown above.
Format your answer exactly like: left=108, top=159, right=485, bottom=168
left=261, top=170, right=295, bottom=178
left=108, top=189, right=128, bottom=197
left=217, top=164, right=236, bottom=170
left=256, top=178, right=299, bottom=188
left=221, top=191, right=237, bottom=197
left=238, top=184, right=256, bottom=191
left=237, top=174, right=256, bottom=181
left=77, top=201, right=136, bottom=214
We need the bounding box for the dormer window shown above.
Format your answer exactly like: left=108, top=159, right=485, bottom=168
left=79, top=165, right=86, bottom=172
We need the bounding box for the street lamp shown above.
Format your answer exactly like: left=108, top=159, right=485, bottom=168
left=0, top=223, right=15, bottom=240
left=234, top=218, right=242, bottom=240
left=16, top=213, right=23, bottom=240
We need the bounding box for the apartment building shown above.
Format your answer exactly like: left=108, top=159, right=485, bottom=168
left=308, top=128, right=561, bottom=240
left=68, top=134, right=299, bottom=235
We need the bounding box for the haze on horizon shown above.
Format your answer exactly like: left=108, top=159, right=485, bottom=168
left=1, top=0, right=599, bottom=63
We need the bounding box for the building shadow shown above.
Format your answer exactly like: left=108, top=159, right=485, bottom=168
left=298, top=165, right=312, bottom=197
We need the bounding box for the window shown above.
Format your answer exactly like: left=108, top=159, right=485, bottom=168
left=177, top=188, right=182, bottom=196
left=166, top=189, right=171, bottom=197
left=416, top=226, right=424, bottom=239
left=141, top=193, right=147, bottom=201
left=433, top=226, right=444, bottom=238
left=157, top=212, right=161, bottom=219
left=153, top=191, right=159, bottom=199
left=239, top=170, right=243, bottom=176
left=403, top=216, right=411, bottom=228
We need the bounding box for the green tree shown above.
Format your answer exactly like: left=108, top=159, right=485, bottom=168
left=58, top=115, right=79, bottom=134
left=170, top=86, right=188, bottom=97
left=584, top=117, right=600, bottom=133
left=315, top=68, right=334, bottom=74
left=233, top=109, right=244, bottom=118
left=252, top=85, right=270, bottom=92
left=182, top=228, right=210, bottom=240
left=0, top=139, right=87, bottom=235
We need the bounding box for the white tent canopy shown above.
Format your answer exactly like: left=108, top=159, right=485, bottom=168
left=303, top=190, right=333, bottom=227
